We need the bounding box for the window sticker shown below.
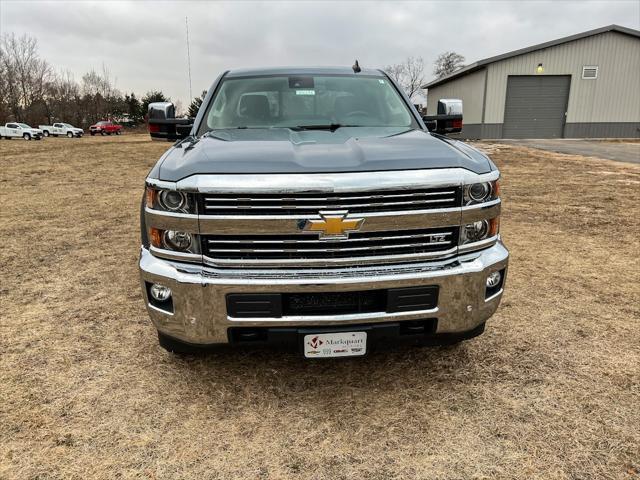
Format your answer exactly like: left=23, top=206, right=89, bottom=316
left=295, top=89, right=316, bottom=96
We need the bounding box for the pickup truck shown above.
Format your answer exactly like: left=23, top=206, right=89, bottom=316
left=39, top=123, right=84, bottom=138
left=89, top=121, right=122, bottom=136
left=140, top=66, right=509, bottom=357
left=0, top=123, right=44, bottom=140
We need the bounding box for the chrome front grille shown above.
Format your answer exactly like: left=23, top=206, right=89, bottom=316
left=202, top=227, right=459, bottom=264
left=200, top=186, right=461, bottom=215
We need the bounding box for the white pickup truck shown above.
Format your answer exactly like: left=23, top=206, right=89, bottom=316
left=0, top=123, right=44, bottom=140
left=39, top=122, right=84, bottom=138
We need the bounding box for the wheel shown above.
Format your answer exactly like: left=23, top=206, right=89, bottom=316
left=116, top=130, right=121, bottom=135
left=43, top=130, right=49, bottom=137
left=67, top=132, right=73, bottom=138
left=23, top=133, right=30, bottom=140
left=158, top=331, right=203, bottom=354
left=100, top=131, right=105, bottom=136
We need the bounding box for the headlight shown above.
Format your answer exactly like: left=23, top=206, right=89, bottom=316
left=159, top=190, right=186, bottom=211
left=163, top=230, right=192, bottom=251
left=145, top=186, right=196, bottom=214
left=460, top=217, right=500, bottom=244
left=150, top=228, right=200, bottom=254
left=464, top=180, right=499, bottom=205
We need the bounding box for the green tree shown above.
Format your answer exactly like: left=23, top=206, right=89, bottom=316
left=125, top=92, right=142, bottom=122
left=188, top=90, right=207, bottom=117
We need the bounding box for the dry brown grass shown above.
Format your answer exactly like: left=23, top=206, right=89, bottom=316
left=1, top=135, right=639, bottom=480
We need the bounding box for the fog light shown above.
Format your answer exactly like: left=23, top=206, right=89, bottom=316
left=486, top=271, right=502, bottom=288
left=150, top=283, right=171, bottom=302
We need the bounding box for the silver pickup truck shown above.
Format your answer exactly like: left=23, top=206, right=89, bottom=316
left=140, top=66, right=508, bottom=358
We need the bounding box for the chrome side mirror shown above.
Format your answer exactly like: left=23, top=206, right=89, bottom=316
left=423, top=98, right=463, bottom=135
left=148, top=102, right=176, bottom=120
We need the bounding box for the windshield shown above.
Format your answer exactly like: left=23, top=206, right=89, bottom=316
left=18, top=123, right=31, bottom=128
left=198, top=74, right=417, bottom=134
left=63, top=123, right=73, bottom=128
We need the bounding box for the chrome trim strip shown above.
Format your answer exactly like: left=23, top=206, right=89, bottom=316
left=145, top=207, right=199, bottom=232
left=172, top=168, right=499, bottom=193
left=203, top=197, right=455, bottom=210
left=148, top=303, right=175, bottom=316
left=206, top=231, right=453, bottom=244
left=206, top=241, right=452, bottom=253
left=228, top=307, right=439, bottom=323
left=458, top=235, right=499, bottom=253
left=484, top=288, right=504, bottom=303
left=202, top=247, right=458, bottom=267
left=460, top=199, right=501, bottom=224
left=149, top=246, right=202, bottom=263
left=205, top=190, right=457, bottom=202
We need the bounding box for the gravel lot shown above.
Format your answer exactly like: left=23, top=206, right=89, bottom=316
left=1, top=135, right=639, bottom=479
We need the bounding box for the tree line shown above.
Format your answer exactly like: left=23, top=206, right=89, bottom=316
left=0, top=33, right=171, bottom=128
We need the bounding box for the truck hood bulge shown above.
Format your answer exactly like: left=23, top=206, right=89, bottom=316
left=156, top=127, right=493, bottom=181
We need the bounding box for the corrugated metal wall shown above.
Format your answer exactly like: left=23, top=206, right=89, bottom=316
left=425, top=31, right=640, bottom=138
left=484, top=31, right=640, bottom=124
left=426, top=69, right=486, bottom=123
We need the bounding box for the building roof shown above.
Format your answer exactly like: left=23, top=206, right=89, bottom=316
left=423, top=24, right=640, bottom=89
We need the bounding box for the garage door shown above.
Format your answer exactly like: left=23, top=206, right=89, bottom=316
left=503, top=75, right=570, bottom=138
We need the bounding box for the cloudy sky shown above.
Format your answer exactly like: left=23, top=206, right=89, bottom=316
left=1, top=0, right=638, bottom=107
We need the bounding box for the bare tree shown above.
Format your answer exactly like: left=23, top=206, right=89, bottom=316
left=384, top=56, right=426, bottom=100
left=433, top=51, right=466, bottom=79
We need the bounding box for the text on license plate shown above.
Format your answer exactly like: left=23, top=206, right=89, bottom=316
left=303, top=331, right=367, bottom=358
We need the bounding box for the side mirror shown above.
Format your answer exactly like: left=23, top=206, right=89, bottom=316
left=147, top=102, right=194, bottom=142
left=423, top=98, right=463, bottom=135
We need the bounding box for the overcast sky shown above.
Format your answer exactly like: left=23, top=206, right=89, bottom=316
left=1, top=0, right=638, bottom=107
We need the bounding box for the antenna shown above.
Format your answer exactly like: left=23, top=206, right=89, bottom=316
left=185, top=16, right=193, bottom=101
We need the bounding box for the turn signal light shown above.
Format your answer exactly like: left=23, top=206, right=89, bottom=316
left=150, top=227, right=163, bottom=248
left=488, top=217, right=500, bottom=237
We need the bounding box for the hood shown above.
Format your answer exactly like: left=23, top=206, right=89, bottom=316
left=156, top=127, right=493, bottom=181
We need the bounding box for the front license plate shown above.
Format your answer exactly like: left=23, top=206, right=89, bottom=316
left=303, top=331, right=367, bottom=358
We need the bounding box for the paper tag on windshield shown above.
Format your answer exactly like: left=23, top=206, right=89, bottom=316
left=295, top=89, right=316, bottom=96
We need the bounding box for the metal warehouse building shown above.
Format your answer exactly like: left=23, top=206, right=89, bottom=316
left=423, top=25, right=640, bottom=139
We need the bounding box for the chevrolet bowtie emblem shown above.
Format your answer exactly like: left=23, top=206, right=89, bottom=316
left=302, top=210, right=365, bottom=240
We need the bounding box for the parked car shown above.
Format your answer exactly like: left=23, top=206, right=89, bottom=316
left=141, top=66, right=509, bottom=357
left=89, top=121, right=122, bottom=136
left=39, top=123, right=84, bottom=138
left=0, top=123, right=44, bottom=140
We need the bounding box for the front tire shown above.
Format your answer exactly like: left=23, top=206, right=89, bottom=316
left=67, top=132, right=73, bottom=138
left=43, top=130, right=49, bottom=137
left=100, top=131, right=105, bottom=136
left=116, top=130, right=121, bottom=135
left=23, top=133, right=31, bottom=141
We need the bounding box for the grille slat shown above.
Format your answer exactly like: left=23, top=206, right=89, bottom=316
left=202, top=227, right=459, bottom=262
left=201, top=186, right=461, bottom=215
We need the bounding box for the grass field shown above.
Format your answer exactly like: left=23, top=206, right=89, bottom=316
left=1, top=135, right=639, bottom=479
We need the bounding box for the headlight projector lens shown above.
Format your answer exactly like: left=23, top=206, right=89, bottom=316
left=469, top=182, right=491, bottom=202
left=160, top=190, right=186, bottom=211
left=464, top=220, right=489, bottom=242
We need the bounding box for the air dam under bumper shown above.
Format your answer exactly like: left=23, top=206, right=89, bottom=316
left=139, top=241, right=508, bottom=345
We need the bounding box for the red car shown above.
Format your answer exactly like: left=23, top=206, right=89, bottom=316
left=89, top=121, right=122, bottom=136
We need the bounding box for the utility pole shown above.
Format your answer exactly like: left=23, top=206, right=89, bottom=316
left=185, top=16, right=193, bottom=102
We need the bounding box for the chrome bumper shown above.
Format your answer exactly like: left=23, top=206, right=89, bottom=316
left=139, top=241, right=509, bottom=345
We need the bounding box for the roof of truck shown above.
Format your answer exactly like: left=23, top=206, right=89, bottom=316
left=225, top=66, right=384, bottom=77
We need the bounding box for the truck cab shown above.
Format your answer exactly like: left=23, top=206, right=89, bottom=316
left=140, top=66, right=508, bottom=357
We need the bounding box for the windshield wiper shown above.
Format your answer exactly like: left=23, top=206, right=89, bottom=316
left=291, top=123, right=354, bottom=132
